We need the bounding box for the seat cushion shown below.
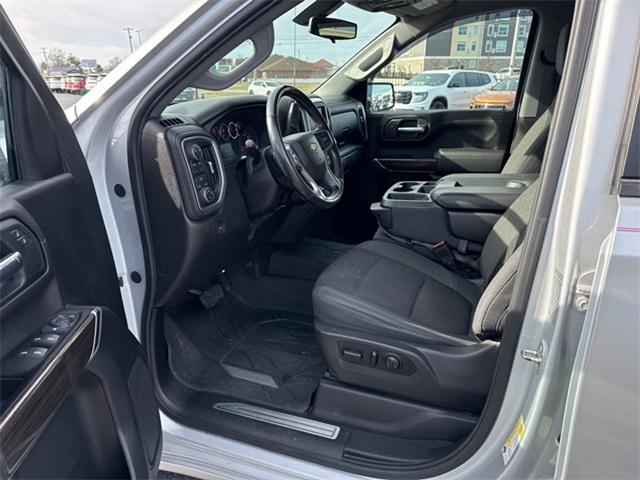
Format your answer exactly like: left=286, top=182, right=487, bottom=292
left=313, top=240, right=481, bottom=343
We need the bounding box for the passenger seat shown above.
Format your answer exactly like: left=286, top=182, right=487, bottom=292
left=500, top=25, right=569, bottom=174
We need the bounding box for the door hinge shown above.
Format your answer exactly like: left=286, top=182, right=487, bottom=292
left=521, top=341, right=545, bottom=372
left=574, top=270, right=595, bottom=312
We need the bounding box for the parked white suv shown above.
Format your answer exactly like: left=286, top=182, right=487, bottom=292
left=394, top=69, right=496, bottom=110
left=247, top=79, right=281, bottom=95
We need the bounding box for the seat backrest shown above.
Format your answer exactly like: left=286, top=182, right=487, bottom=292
left=500, top=24, right=569, bottom=174
left=473, top=179, right=538, bottom=337
left=501, top=109, right=552, bottom=174
left=479, top=178, right=538, bottom=282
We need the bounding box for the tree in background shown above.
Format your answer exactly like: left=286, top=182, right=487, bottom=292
left=47, top=47, right=67, bottom=68
left=106, top=56, right=122, bottom=72
left=66, top=54, right=82, bottom=69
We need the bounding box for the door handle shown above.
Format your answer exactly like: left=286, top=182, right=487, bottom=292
left=397, top=126, right=426, bottom=134
left=0, top=251, right=23, bottom=282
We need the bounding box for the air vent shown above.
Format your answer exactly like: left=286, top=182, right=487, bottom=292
left=357, top=105, right=368, bottom=140
left=159, top=117, right=184, bottom=127
left=312, top=99, right=331, bottom=129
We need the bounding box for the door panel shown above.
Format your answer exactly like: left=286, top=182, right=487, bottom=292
left=0, top=9, right=161, bottom=479
left=325, top=108, right=516, bottom=242
left=369, top=108, right=514, bottom=179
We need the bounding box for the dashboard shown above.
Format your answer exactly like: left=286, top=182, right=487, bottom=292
left=210, top=107, right=268, bottom=164
left=141, top=94, right=367, bottom=307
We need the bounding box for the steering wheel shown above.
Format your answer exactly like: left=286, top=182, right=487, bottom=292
left=266, top=86, right=344, bottom=208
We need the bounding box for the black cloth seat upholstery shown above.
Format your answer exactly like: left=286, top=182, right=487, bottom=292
left=313, top=240, right=481, bottom=342
left=312, top=181, right=537, bottom=408
left=312, top=25, right=568, bottom=408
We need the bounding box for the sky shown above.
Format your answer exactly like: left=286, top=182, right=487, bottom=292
left=1, top=0, right=394, bottom=69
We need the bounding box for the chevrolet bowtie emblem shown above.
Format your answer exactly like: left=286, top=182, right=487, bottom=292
left=309, top=142, right=319, bottom=152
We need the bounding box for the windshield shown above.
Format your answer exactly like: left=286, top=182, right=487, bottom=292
left=492, top=77, right=519, bottom=91
left=405, top=72, right=451, bottom=87
left=171, top=1, right=394, bottom=103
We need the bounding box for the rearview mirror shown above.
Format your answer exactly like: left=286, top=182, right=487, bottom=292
left=367, top=82, right=395, bottom=112
left=309, top=17, right=357, bottom=42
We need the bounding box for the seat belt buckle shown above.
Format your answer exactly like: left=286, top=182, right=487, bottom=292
left=432, top=241, right=457, bottom=269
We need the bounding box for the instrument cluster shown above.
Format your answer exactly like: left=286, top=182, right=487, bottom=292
left=212, top=120, right=259, bottom=156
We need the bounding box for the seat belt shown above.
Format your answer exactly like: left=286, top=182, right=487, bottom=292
left=379, top=227, right=481, bottom=279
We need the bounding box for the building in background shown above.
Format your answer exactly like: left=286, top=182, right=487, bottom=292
left=81, top=58, right=98, bottom=72
left=379, top=10, right=532, bottom=81
left=256, top=55, right=333, bottom=79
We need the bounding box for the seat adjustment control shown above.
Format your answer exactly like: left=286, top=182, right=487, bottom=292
left=338, top=342, right=415, bottom=375
left=341, top=348, right=363, bottom=361
left=384, top=354, right=401, bottom=370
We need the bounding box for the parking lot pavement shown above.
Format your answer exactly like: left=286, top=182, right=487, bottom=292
left=53, top=92, right=82, bottom=109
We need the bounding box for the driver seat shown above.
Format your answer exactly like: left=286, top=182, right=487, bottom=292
left=312, top=181, right=537, bottom=411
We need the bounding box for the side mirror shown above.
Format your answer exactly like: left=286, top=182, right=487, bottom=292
left=309, top=17, right=357, bottom=42
left=367, top=82, right=395, bottom=112
left=448, top=82, right=462, bottom=88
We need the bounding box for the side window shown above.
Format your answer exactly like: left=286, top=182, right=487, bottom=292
left=373, top=9, right=534, bottom=112
left=465, top=72, right=481, bottom=87
left=450, top=72, right=466, bottom=88
left=0, top=63, right=16, bottom=187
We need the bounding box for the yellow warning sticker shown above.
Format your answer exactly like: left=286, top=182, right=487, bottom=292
left=502, top=415, right=526, bottom=465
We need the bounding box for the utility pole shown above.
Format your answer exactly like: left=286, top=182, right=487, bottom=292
left=40, top=47, right=48, bottom=71
left=135, top=29, right=144, bottom=47
left=508, top=11, right=522, bottom=76
left=123, top=26, right=135, bottom=53
left=292, top=6, right=297, bottom=86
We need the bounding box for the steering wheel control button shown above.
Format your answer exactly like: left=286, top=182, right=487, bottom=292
left=31, top=334, right=60, bottom=348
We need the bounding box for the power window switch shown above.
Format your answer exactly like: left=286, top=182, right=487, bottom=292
left=18, top=347, right=48, bottom=358
left=4, top=347, right=49, bottom=377
left=31, top=334, right=60, bottom=348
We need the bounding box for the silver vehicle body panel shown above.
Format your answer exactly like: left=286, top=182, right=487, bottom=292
left=67, top=0, right=639, bottom=478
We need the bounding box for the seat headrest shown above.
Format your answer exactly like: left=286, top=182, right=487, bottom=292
left=556, top=25, right=570, bottom=76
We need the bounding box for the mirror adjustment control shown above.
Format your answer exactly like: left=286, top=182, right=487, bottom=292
left=49, top=312, right=79, bottom=328
left=42, top=324, right=71, bottom=334
left=31, top=334, right=60, bottom=348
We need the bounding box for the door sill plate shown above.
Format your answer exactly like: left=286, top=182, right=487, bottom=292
left=213, top=402, right=340, bottom=440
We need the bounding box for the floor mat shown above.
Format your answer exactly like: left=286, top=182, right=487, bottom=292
left=269, top=237, right=352, bottom=281
left=164, top=297, right=326, bottom=413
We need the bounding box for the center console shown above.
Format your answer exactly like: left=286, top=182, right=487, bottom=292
left=371, top=173, right=537, bottom=246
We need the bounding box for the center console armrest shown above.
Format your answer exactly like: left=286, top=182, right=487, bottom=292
left=431, top=174, right=538, bottom=211
left=434, top=148, right=505, bottom=173
left=370, top=174, right=538, bottom=248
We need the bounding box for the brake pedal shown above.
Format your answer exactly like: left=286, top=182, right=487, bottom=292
left=199, top=284, right=225, bottom=309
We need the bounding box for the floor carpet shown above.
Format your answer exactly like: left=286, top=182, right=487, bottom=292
left=164, top=297, right=326, bottom=413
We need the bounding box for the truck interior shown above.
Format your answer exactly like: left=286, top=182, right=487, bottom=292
left=133, top=0, right=576, bottom=476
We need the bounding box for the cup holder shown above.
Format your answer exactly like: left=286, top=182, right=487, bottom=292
left=392, top=182, right=420, bottom=192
